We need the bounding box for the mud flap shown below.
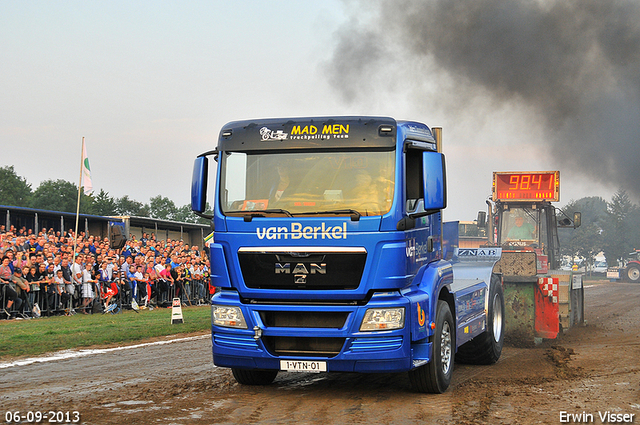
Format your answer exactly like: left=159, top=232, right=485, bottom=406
left=534, top=277, right=559, bottom=339
left=411, top=339, right=432, bottom=368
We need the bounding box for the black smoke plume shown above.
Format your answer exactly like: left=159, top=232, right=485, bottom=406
left=326, top=0, right=640, bottom=198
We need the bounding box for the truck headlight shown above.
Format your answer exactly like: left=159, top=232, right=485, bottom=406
left=360, top=307, right=405, bottom=331
left=212, top=305, right=248, bottom=329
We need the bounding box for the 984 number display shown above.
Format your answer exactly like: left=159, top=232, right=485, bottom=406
left=493, top=171, right=559, bottom=202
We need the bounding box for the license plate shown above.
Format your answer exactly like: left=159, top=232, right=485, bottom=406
left=280, top=360, right=327, bottom=373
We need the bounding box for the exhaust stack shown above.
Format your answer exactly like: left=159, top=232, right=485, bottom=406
left=432, top=127, right=442, bottom=152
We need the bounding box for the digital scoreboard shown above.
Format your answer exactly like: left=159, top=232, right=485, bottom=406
left=493, top=171, right=559, bottom=202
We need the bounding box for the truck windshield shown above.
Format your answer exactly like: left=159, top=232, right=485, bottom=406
left=220, top=150, right=395, bottom=217
left=500, top=207, right=540, bottom=245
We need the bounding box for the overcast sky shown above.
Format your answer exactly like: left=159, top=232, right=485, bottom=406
left=1, top=0, right=625, bottom=221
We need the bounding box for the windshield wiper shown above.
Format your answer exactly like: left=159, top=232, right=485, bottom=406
left=234, top=209, right=294, bottom=222
left=295, top=209, right=362, bottom=221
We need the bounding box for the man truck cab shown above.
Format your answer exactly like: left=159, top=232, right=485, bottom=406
left=192, top=117, right=504, bottom=393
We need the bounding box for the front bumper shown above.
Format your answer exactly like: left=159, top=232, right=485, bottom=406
left=210, top=290, right=432, bottom=373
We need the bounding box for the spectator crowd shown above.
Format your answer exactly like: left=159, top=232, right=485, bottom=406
left=0, top=224, right=212, bottom=320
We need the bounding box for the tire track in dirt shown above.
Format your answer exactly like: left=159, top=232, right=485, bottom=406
left=2, top=280, right=639, bottom=424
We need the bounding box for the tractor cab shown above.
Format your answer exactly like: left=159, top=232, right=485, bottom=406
left=494, top=201, right=561, bottom=272
left=482, top=171, right=583, bottom=341
left=487, top=172, right=580, bottom=272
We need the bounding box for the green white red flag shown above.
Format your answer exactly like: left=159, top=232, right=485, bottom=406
left=81, top=138, right=93, bottom=195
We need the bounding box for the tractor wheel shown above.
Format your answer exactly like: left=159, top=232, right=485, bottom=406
left=626, top=265, right=640, bottom=282
left=232, top=368, right=278, bottom=385
left=456, top=274, right=505, bottom=365
left=408, top=300, right=454, bottom=393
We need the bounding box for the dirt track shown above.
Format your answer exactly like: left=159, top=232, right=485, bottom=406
left=1, top=280, right=639, bottom=424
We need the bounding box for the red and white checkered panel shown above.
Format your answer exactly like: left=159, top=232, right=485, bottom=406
left=538, top=277, right=559, bottom=304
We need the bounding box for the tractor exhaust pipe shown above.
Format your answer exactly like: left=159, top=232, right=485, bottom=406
left=432, top=127, right=442, bottom=152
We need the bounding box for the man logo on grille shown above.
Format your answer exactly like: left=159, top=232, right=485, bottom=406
left=275, top=262, right=326, bottom=284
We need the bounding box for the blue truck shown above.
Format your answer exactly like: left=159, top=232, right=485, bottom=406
left=191, top=116, right=504, bottom=393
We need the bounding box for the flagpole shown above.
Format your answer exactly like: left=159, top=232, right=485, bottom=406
left=73, top=137, right=84, bottom=260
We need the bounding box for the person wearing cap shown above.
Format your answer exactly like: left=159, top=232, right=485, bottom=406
left=12, top=267, right=30, bottom=293
left=26, top=236, right=39, bottom=254
left=12, top=267, right=30, bottom=316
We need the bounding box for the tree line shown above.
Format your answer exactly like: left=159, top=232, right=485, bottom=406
left=3, top=164, right=639, bottom=266
left=0, top=165, right=211, bottom=224
left=559, top=190, right=640, bottom=268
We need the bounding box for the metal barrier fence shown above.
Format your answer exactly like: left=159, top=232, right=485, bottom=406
left=1, top=278, right=214, bottom=319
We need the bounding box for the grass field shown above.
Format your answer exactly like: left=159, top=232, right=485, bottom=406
left=0, top=305, right=212, bottom=359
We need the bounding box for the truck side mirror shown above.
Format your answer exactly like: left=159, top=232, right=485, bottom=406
left=191, top=156, right=208, bottom=213
left=573, top=212, right=581, bottom=229
left=422, top=151, right=446, bottom=211
left=477, top=211, right=486, bottom=228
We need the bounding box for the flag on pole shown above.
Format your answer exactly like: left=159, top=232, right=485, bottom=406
left=81, top=138, right=93, bottom=195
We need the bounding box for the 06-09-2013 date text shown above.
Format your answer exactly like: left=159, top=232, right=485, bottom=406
left=4, top=411, right=80, bottom=423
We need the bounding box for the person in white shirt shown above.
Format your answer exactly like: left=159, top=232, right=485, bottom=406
left=53, top=269, right=71, bottom=312
left=103, top=256, right=115, bottom=281
left=81, top=262, right=96, bottom=314
left=133, top=265, right=145, bottom=303
left=71, top=255, right=84, bottom=287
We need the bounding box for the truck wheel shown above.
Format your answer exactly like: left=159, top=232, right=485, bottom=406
left=626, top=265, right=640, bottom=282
left=408, top=300, right=454, bottom=393
left=231, top=368, right=278, bottom=385
left=456, top=274, right=505, bottom=365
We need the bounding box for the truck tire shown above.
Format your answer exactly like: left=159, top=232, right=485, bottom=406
left=455, top=274, right=505, bottom=365
left=626, top=265, right=640, bottom=282
left=408, top=300, right=454, bottom=393
left=231, top=368, right=278, bottom=385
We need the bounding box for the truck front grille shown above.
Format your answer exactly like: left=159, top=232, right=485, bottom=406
left=263, top=336, right=345, bottom=358
left=238, top=248, right=366, bottom=290
left=260, top=311, right=349, bottom=328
